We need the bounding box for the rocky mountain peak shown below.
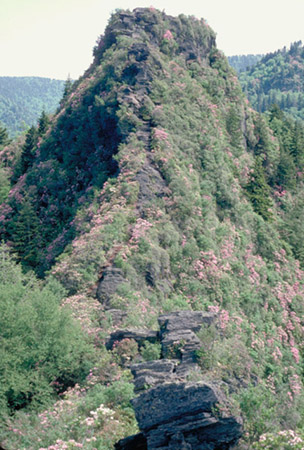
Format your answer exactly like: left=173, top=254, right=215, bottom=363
left=93, top=8, right=216, bottom=66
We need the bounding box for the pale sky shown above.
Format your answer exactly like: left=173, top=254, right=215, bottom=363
left=1, top=0, right=304, bottom=80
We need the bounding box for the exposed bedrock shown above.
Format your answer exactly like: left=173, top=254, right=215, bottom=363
left=113, top=311, right=242, bottom=449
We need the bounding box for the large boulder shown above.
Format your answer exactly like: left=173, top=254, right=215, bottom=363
left=131, top=382, right=242, bottom=450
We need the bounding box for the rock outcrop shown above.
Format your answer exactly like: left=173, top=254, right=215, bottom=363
left=114, top=311, right=242, bottom=449
left=96, top=267, right=126, bottom=307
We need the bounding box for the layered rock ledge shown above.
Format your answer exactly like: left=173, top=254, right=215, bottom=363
left=113, top=311, right=243, bottom=449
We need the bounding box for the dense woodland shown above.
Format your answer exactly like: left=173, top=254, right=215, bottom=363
left=0, top=8, right=304, bottom=450
left=0, top=77, right=65, bottom=137
left=238, top=41, right=304, bottom=121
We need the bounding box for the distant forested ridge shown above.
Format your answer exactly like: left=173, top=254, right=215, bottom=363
left=0, top=76, right=65, bottom=136
left=228, top=54, right=264, bottom=73
left=238, top=41, right=304, bottom=121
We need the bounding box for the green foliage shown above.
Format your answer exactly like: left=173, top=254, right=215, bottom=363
left=0, top=77, right=65, bottom=137
left=239, top=42, right=304, bottom=122
left=236, top=384, right=278, bottom=440
left=246, top=157, right=274, bottom=221
left=196, top=323, right=218, bottom=370
left=8, top=197, right=40, bottom=267
left=0, top=246, right=93, bottom=415
left=0, top=166, right=10, bottom=203
left=252, top=429, right=304, bottom=449
left=61, top=75, right=74, bottom=104
left=14, top=125, right=38, bottom=179
left=226, top=104, right=244, bottom=150
left=1, top=372, right=138, bottom=450
left=112, top=339, right=139, bottom=365
left=0, top=122, right=10, bottom=147
left=140, top=341, right=162, bottom=361
left=38, top=110, right=50, bottom=135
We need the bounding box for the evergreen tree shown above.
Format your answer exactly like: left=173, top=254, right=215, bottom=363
left=276, top=149, right=297, bottom=190
left=10, top=198, right=40, bottom=267
left=246, top=156, right=273, bottom=221
left=226, top=105, right=243, bottom=149
left=16, top=126, right=38, bottom=177
left=0, top=123, right=9, bottom=147
left=61, top=75, right=73, bottom=103
left=291, top=120, right=304, bottom=167
left=0, top=168, right=10, bottom=203
left=38, top=110, right=50, bottom=135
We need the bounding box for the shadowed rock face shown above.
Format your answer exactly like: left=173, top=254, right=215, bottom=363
left=114, top=311, right=243, bottom=450
left=115, top=432, right=147, bottom=450
left=116, top=382, right=242, bottom=450
left=96, top=267, right=126, bottom=307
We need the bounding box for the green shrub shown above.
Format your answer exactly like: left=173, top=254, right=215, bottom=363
left=0, top=246, right=94, bottom=415
left=140, top=341, right=162, bottom=361
left=252, top=429, right=304, bottom=449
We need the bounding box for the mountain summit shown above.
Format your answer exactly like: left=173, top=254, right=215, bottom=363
left=0, top=8, right=304, bottom=449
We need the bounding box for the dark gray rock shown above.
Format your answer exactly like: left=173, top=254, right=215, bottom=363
left=132, top=382, right=224, bottom=431
left=161, top=329, right=201, bottom=358
left=159, top=311, right=217, bottom=368
left=104, top=309, right=127, bottom=326
left=114, top=310, right=243, bottom=449
left=106, top=328, right=159, bottom=351
left=136, top=160, right=168, bottom=206
left=96, top=267, right=126, bottom=307
left=115, top=432, right=147, bottom=450
left=168, top=432, right=192, bottom=449
left=129, top=42, right=150, bottom=62
left=131, top=359, right=179, bottom=392
left=131, top=382, right=242, bottom=450
left=148, top=415, right=242, bottom=449
left=158, top=311, right=217, bottom=335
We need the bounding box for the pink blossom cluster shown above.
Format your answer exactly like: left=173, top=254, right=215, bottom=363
left=272, top=346, right=283, bottom=362
left=219, top=309, right=230, bottom=331
left=153, top=128, right=169, bottom=141
left=208, top=304, right=220, bottom=313
left=130, top=218, right=153, bottom=244
left=39, top=439, right=87, bottom=449
left=289, top=374, right=302, bottom=396
left=163, top=29, right=174, bottom=40
left=291, top=346, right=300, bottom=364
left=274, top=187, right=287, bottom=198
left=194, top=250, right=218, bottom=279
left=244, top=244, right=265, bottom=285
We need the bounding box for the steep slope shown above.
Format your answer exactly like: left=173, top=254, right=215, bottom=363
left=239, top=41, right=304, bottom=120
left=0, top=8, right=304, bottom=450
left=0, top=76, right=65, bottom=136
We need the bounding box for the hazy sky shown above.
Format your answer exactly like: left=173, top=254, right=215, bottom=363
left=1, top=0, right=304, bottom=80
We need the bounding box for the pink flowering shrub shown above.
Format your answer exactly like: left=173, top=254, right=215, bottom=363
left=163, top=30, right=173, bottom=40
left=252, top=429, right=304, bottom=449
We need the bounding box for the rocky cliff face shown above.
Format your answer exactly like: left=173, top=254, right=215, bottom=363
left=113, top=311, right=242, bottom=449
